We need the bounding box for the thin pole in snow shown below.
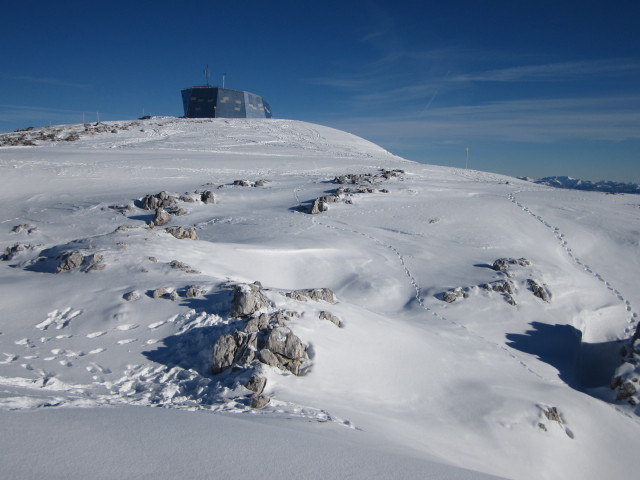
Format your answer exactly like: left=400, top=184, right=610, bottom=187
left=465, top=146, right=469, bottom=169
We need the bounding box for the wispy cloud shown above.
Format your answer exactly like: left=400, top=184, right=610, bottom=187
left=330, top=95, right=640, bottom=148
left=452, top=59, right=640, bottom=83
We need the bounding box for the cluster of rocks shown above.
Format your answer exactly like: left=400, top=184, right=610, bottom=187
left=611, top=332, right=640, bottom=405
left=169, top=259, right=201, bottom=274
left=138, top=190, right=213, bottom=231
left=440, top=258, right=551, bottom=306
left=0, top=119, right=155, bottom=147
left=1, top=243, right=35, bottom=261
left=55, top=251, right=106, bottom=273
left=492, top=257, right=532, bottom=272
left=165, top=226, right=199, bottom=240
left=305, top=169, right=404, bottom=215
left=11, top=223, right=38, bottom=234
left=125, top=284, right=207, bottom=302
left=208, top=282, right=341, bottom=408
left=232, top=179, right=270, bottom=188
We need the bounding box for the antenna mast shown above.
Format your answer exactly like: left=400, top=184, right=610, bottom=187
left=222, top=72, right=226, bottom=89
left=204, top=64, right=210, bottom=87
left=465, top=146, right=469, bottom=169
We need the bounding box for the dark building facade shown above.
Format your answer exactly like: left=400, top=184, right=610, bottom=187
left=181, top=86, right=272, bottom=119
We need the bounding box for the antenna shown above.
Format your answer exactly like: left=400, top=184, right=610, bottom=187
left=222, top=72, right=226, bottom=89
left=204, top=64, right=210, bottom=87
left=465, top=146, right=469, bottom=169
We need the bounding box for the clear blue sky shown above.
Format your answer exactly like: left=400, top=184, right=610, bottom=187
left=1, top=0, right=638, bottom=182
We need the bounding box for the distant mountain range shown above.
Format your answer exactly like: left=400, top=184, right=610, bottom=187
left=520, top=176, right=640, bottom=194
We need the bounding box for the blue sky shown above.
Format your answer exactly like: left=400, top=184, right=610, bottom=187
left=1, top=0, right=638, bottom=182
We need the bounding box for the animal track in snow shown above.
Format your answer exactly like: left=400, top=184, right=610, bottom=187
left=508, top=191, right=639, bottom=338
left=86, top=331, right=107, bottom=338
left=36, top=308, right=82, bottom=331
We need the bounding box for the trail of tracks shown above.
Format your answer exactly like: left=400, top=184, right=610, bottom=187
left=292, top=183, right=551, bottom=383
left=508, top=191, right=638, bottom=338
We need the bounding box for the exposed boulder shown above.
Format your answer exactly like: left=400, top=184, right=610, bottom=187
left=309, top=198, right=328, bottom=214
left=230, top=282, right=272, bottom=317
left=169, top=260, right=200, bottom=274
left=492, top=257, right=532, bottom=272
left=123, top=291, right=140, bottom=301
left=140, top=191, right=178, bottom=211
left=150, top=208, right=170, bottom=227
left=527, top=279, right=550, bottom=302
left=2, top=243, right=34, bottom=261
left=151, top=287, right=167, bottom=299
left=265, top=327, right=306, bottom=362
left=319, top=311, right=343, bottom=327
left=165, top=226, right=199, bottom=240
left=442, top=287, right=467, bottom=303
left=233, top=179, right=251, bottom=187
left=285, top=288, right=336, bottom=304
left=211, top=334, right=238, bottom=374
left=11, top=223, right=37, bottom=234
left=200, top=190, right=216, bottom=204
left=184, top=285, right=206, bottom=298
left=251, top=394, right=270, bottom=409
left=254, top=179, right=270, bottom=187
left=245, top=374, right=267, bottom=394
left=55, top=251, right=85, bottom=272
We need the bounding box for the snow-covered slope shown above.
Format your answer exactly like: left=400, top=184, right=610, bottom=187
left=1, top=117, right=639, bottom=480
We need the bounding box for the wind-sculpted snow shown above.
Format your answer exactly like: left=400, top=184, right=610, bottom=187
left=1, top=118, right=640, bottom=480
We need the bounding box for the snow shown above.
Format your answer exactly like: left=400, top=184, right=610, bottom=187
left=1, top=117, right=639, bottom=479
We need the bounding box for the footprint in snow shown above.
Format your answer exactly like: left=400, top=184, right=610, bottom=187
left=88, top=348, right=106, bottom=354
left=36, top=308, right=82, bottom=331
left=117, top=338, right=137, bottom=345
left=86, top=331, right=107, bottom=338
left=117, top=324, right=139, bottom=331
left=148, top=320, right=167, bottom=329
left=0, top=353, right=19, bottom=364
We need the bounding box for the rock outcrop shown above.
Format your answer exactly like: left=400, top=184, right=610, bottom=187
left=165, top=226, right=199, bottom=240
left=230, top=282, right=273, bottom=317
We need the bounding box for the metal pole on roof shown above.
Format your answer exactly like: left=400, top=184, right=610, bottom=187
left=222, top=73, right=226, bottom=89
left=204, top=65, right=210, bottom=86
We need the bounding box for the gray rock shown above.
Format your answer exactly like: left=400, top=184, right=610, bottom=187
left=286, top=288, right=336, bottom=304
left=185, top=285, right=205, bottom=298
left=2, top=243, right=33, bottom=261
left=150, top=208, right=170, bottom=227
left=492, top=257, right=532, bottom=271
left=251, top=394, right=270, bottom=409
left=543, top=406, right=563, bottom=424
left=233, top=179, right=251, bottom=187
left=200, top=190, right=216, bottom=204
left=265, top=327, right=306, bottom=361
left=254, top=179, right=270, bottom=187
left=244, top=313, right=271, bottom=333
left=442, top=287, right=464, bottom=303
left=211, top=334, right=238, bottom=374
left=56, top=251, right=85, bottom=272
left=169, top=291, right=179, bottom=301
left=258, top=348, right=282, bottom=369
left=528, top=279, right=550, bottom=302
left=309, top=198, right=328, bottom=214
left=165, top=226, right=199, bottom=240
left=616, top=381, right=637, bottom=402
left=123, top=291, right=140, bottom=301
left=140, top=191, right=177, bottom=211
left=245, top=374, right=267, bottom=394
left=319, top=311, right=343, bottom=327
left=151, top=288, right=167, bottom=299
left=230, top=283, right=272, bottom=317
